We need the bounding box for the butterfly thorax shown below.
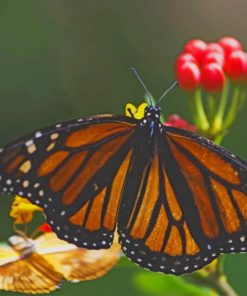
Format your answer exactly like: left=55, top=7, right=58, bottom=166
left=140, top=106, right=163, bottom=134
left=8, top=235, right=35, bottom=258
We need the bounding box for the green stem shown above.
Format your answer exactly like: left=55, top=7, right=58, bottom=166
left=184, top=272, right=238, bottom=296
left=183, top=257, right=238, bottom=296
left=191, top=88, right=209, bottom=132
left=222, top=85, right=241, bottom=130
left=160, top=112, right=166, bottom=124
left=213, top=132, right=227, bottom=145
left=212, top=80, right=229, bottom=134
left=207, top=93, right=216, bottom=125
left=214, top=255, right=225, bottom=278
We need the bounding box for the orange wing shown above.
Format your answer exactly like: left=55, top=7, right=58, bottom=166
left=0, top=252, right=62, bottom=294
left=0, top=116, right=137, bottom=248
left=0, top=232, right=121, bottom=294
left=37, top=233, right=121, bottom=282
left=118, top=126, right=247, bottom=275
left=165, top=127, right=247, bottom=246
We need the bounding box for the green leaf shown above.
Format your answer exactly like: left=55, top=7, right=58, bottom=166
left=133, top=271, right=211, bottom=296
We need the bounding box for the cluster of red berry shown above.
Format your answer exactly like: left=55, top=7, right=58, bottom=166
left=176, top=37, right=247, bottom=92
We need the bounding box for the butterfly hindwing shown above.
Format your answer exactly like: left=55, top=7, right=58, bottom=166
left=118, top=141, right=207, bottom=275
left=0, top=115, right=137, bottom=248
left=118, top=126, right=247, bottom=275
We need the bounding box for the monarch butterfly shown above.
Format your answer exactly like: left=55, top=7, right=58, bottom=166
left=0, top=232, right=120, bottom=294
left=0, top=85, right=246, bottom=276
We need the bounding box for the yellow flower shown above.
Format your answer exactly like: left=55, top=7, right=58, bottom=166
left=9, top=196, right=43, bottom=224
left=203, top=258, right=218, bottom=274
left=195, top=258, right=219, bottom=277
left=125, top=102, right=147, bottom=119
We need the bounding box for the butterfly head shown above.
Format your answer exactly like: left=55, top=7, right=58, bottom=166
left=141, top=106, right=163, bottom=134
left=144, top=106, right=162, bottom=122
left=8, top=235, right=35, bottom=257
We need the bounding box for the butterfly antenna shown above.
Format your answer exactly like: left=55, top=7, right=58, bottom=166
left=157, top=81, right=178, bottom=105
left=129, top=67, right=153, bottom=106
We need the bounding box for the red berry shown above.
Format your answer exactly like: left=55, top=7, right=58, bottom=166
left=242, top=52, right=247, bottom=82
left=201, top=63, right=225, bottom=92
left=39, top=223, right=53, bottom=233
left=206, top=42, right=224, bottom=55
left=164, top=114, right=196, bottom=132
left=175, top=53, right=197, bottom=72
left=202, top=52, right=224, bottom=67
left=225, top=50, right=247, bottom=80
left=176, top=62, right=200, bottom=92
left=202, top=43, right=224, bottom=62
left=218, top=37, right=242, bottom=57
left=184, top=39, right=207, bottom=63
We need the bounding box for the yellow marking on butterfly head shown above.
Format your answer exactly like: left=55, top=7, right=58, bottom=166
left=125, top=102, right=147, bottom=119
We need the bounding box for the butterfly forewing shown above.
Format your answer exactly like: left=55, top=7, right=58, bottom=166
left=0, top=115, right=137, bottom=248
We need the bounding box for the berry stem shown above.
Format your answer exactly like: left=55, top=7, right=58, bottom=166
left=192, top=89, right=209, bottom=131
left=222, top=85, right=241, bottom=129
left=212, top=79, right=229, bottom=133
left=213, top=131, right=227, bottom=145
left=207, top=93, right=217, bottom=125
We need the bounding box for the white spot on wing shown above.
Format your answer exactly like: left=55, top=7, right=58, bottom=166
left=25, top=140, right=34, bottom=147
left=50, top=133, right=59, bottom=140
left=35, top=131, right=42, bottom=138
left=23, top=180, right=29, bottom=188
left=39, top=190, right=44, bottom=196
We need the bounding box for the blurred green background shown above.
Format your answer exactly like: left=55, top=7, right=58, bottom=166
left=0, top=0, right=247, bottom=295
